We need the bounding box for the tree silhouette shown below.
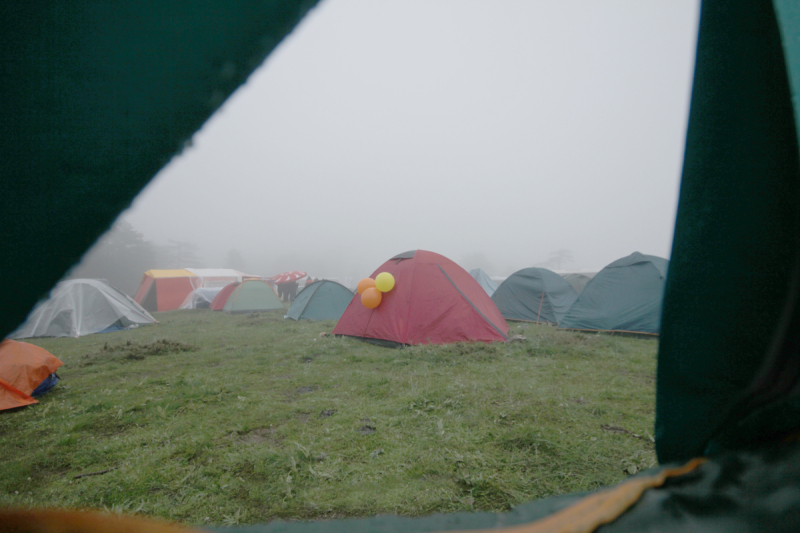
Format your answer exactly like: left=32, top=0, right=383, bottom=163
left=67, top=221, right=157, bottom=295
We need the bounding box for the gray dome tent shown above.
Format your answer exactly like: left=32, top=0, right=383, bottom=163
left=285, top=280, right=353, bottom=321
left=559, top=252, right=668, bottom=334
left=468, top=268, right=499, bottom=297
left=560, top=272, right=595, bottom=293
left=491, top=267, right=578, bottom=324
left=8, top=279, right=156, bottom=338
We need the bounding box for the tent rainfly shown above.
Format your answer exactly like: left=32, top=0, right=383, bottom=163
left=210, top=279, right=283, bottom=313
left=333, top=250, right=509, bottom=346
left=559, top=252, right=668, bottom=334
left=491, top=268, right=578, bottom=324
left=468, top=268, right=499, bottom=297
left=134, top=268, right=256, bottom=312
left=0, top=340, right=63, bottom=411
left=8, top=279, right=156, bottom=339
left=285, top=280, right=353, bottom=321
left=559, top=272, right=596, bottom=293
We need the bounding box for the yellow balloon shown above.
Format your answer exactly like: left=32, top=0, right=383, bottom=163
left=375, top=272, right=395, bottom=292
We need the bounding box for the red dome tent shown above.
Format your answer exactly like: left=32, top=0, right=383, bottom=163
left=333, top=250, right=509, bottom=346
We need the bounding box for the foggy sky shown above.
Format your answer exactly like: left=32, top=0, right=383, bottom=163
left=113, top=0, right=700, bottom=282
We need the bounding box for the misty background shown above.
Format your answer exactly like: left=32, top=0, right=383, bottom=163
left=68, top=0, right=701, bottom=296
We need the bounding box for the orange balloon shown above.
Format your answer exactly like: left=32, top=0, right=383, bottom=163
left=361, top=287, right=383, bottom=309
left=357, top=278, right=376, bottom=295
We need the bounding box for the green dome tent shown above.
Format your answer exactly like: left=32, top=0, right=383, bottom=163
left=558, top=252, right=668, bottom=335
left=5, top=0, right=800, bottom=532
left=212, top=279, right=283, bottom=314
left=285, top=280, right=353, bottom=321
left=491, top=267, right=577, bottom=324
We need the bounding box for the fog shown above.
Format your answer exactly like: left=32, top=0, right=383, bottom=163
left=79, top=0, right=701, bottom=289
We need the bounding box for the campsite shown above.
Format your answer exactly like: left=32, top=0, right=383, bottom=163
left=8, top=0, right=800, bottom=532
left=0, top=309, right=657, bottom=525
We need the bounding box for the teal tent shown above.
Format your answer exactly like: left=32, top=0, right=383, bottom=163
left=468, top=268, right=499, bottom=297
left=216, top=279, right=283, bottom=314
left=6, top=0, right=800, bottom=531
left=285, top=280, right=353, bottom=321
left=560, top=272, right=595, bottom=293
left=559, top=252, right=668, bottom=335
left=491, top=268, right=577, bottom=324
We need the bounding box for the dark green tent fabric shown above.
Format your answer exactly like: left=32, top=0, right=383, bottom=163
left=285, top=281, right=353, bottom=321
left=490, top=268, right=577, bottom=324
left=656, top=0, right=800, bottom=464
left=559, top=252, right=668, bottom=334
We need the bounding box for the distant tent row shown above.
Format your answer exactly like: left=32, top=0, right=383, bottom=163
left=0, top=340, right=62, bottom=411
left=134, top=268, right=257, bottom=312
left=488, top=252, right=668, bottom=334
left=9, top=279, right=156, bottom=339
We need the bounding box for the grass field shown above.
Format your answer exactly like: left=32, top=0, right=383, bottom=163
left=0, top=310, right=657, bottom=528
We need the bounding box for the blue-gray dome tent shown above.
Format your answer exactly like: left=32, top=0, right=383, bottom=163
left=285, top=280, right=353, bottom=321
left=559, top=252, right=668, bottom=335
left=491, top=267, right=577, bottom=324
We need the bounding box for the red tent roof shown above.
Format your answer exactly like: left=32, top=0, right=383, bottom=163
left=332, top=250, right=509, bottom=345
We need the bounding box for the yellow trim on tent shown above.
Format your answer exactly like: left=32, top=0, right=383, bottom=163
left=143, top=269, right=197, bottom=278
left=447, top=457, right=707, bottom=533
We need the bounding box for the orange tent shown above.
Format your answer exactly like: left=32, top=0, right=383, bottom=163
left=0, top=340, right=62, bottom=411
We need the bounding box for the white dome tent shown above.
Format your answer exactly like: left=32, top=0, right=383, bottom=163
left=8, top=279, right=156, bottom=339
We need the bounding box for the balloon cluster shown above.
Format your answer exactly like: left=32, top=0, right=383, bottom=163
left=356, top=272, right=395, bottom=309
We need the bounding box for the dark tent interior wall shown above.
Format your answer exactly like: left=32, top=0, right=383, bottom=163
left=1, top=0, right=320, bottom=338
left=656, top=0, right=800, bottom=463
left=6, top=0, right=800, bottom=531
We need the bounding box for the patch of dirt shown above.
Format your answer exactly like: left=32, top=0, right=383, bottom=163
left=300, top=355, right=320, bottom=363
left=358, top=425, right=376, bottom=435
left=237, top=312, right=283, bottom=327
left=239, top=427, right=282, bottom=445
left=319, top=409, right=336, bottom=419
left=601, top=424, right=653, bottom=442
left=283, top=385, right=318, bottom=403
left=85, top=339, right=197, bottom=364
left=572, top=397, right=589, bottom=405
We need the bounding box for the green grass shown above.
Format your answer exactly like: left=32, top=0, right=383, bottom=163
left=0, top=311, right=657, bottom=527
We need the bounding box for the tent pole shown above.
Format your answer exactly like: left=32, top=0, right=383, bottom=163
left=537, top=292, right=544, bottom=323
